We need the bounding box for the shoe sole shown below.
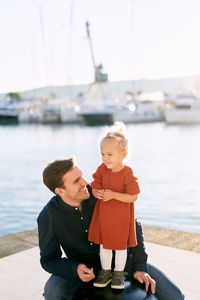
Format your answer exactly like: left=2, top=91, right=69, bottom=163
left=111, top=284, right=125, bottom=289
left=93, top=278, right=112, bottom=288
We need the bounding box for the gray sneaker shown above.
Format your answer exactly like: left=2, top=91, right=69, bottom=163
left=93, top=269, right=112, bottom=288
left=111, top=271, right=128, bottom=289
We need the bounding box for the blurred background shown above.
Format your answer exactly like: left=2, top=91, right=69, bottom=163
left=0, top=0, right=200, bottom=237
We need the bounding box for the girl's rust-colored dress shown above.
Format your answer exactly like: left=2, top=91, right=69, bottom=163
left=88, top=163, right=140, bottom=250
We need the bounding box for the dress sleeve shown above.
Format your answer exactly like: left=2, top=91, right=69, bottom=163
left=124, top=168, right=140, bottom=195
left=90, top=164, right=103, bottom=189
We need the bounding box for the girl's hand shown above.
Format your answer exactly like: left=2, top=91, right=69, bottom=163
left=97, top=189, right=104, bottom=199
left=102, top=189, right=114, bottom=201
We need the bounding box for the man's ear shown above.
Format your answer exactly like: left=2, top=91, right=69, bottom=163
left=55, top=187, right=63, bottom=197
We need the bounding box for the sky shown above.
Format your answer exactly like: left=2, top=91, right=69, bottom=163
left=0, top=0, right=200, bottom=93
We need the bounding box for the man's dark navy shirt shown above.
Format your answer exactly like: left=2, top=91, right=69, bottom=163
left=37, top=185, right=148, bottom=281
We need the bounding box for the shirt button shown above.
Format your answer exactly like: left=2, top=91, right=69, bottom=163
left=80, top=217, right=83, bottom=220
left=85, top=229, right=88, bottom=233
left=75, top=207, right=78, bottom=210
left=90, top=242, right=93, bottom=246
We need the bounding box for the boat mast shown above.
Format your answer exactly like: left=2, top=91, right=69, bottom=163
left=38, top=2, right=50, bottom=96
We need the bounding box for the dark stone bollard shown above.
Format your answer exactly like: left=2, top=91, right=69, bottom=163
left=73, top=281, right=158, bottom=300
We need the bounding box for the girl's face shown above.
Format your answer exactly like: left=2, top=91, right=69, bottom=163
left=100, top=139, right=127, bottom=172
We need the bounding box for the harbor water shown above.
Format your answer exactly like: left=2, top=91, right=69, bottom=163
left=0, top=122, right=200, bottom=237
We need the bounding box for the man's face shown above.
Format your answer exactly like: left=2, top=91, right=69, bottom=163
left=58, top=166, right=89, bottom=205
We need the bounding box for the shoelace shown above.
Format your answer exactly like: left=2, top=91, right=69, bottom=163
left=98, top=270, right=111, bottom=279
left=113, top=271, right=128, bottom=279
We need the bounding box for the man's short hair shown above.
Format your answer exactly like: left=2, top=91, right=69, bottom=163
left=43, top=157, right=75, bottom=193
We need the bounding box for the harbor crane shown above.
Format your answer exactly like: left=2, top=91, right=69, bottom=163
left=86, top=21, right=108, bottom=82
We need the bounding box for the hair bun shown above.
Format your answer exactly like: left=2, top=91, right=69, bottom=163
left=111, top=121, right=126, bottom=134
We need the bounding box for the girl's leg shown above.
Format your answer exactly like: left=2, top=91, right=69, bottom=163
left=93, top=245, right=112, bottom=288
left=111, top=249, right=127, bottom=289
left=100, top=244, right=112, bottom=270
left=115, top=249, right=127, bottom=271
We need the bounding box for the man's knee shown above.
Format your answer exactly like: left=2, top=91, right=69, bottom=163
left=44, top=275, right=66, bottom=299
left=147, top=264, right=184, bottom=300
left=44, top=275, right=82, bottom=300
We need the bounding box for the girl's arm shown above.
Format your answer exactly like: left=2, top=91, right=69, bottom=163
left=103, top=189, right=138, bottom=203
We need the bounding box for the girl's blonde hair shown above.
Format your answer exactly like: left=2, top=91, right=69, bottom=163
left=100, top=122, right=128, bottom=152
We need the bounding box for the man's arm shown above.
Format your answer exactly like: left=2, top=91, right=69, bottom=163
left=129, top=220, right=156, bottom=294
left=37, top=208, right=82, bottom=281
left=129, top=219, right=148, bottom=273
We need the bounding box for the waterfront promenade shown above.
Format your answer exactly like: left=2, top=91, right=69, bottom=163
left=0, top=228, right=199, bottom=299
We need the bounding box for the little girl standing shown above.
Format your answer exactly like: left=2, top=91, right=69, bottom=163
left=88, top=122, right=140, bottom=289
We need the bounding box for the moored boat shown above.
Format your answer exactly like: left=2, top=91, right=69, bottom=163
left=79, top=104, right=114, bottom=125
left=0, top=102, right=19, bottom=124
left=164, top=96, right=200, bottom=124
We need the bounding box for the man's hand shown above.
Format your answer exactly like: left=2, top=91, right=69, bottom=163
left=102, top=189, right=114, bottom=201
left=134, top=271, right=156, bottom=294
left=77, top=264, right=95, bottom=282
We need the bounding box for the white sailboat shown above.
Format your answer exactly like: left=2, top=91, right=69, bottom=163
left=113, top=99, right=162, bottom=123
left=164, top=96, right=200, bottom=124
